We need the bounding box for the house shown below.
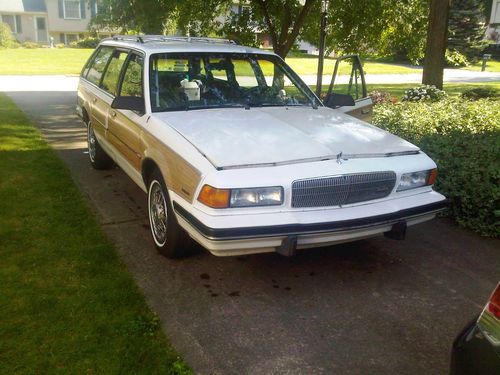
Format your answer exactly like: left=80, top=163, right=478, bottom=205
left=487, top=0, right=500, bottom=41
left=0, top=0, right=112, bottom=45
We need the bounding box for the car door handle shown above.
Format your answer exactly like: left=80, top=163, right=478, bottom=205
left=92, top=97, right=97, bottom=103
left=110, top=110, right=117, bottom=118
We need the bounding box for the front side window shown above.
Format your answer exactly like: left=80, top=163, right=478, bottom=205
left=64, top=0, right=81, bottom=19
left=86, top=46, right=113, bottom=86
left=149, top=52, right=316, bottom=112
left=119, top=54, right=144, bottom=97
left=101, top=50, right=128, bottom=95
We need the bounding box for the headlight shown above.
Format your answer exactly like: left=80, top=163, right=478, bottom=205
left=197, top=185, right=283, bottom=208
left=230, top=187, right=283, bottom=207
left=397, top=169, right=437, bottom=191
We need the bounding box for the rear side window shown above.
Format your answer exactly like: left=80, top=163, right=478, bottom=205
left=86, top=47, right=113, bottom=86
left=101, top=49, right=129, bottom=95
left=119, top=54, right=144, bottom=97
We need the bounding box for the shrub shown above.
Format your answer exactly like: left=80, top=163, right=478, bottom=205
left=369, top=90, right=397, bottom=105
left=402, top=85, right=447, bottom=102
left=445, top=49, right=469, bottom=67
left=0, top=22, right=16, bottom=48
left=461, top=87, right=499, bottom=100
left=70, top=37, right=100, bottom=48
left=373, top=98, right=500, bottom=237
left=22, top=41, right=39, bottom=49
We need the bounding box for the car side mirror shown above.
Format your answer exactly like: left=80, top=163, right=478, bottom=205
left=111, top=96, right=145, bottom=114
left=323, top=93, right=355, bottom=108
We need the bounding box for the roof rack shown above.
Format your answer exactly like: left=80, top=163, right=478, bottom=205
left=110, top=35, right=237, bottom=45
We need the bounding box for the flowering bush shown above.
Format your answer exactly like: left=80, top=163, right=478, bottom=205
left=369, top=90, right=397, bottom=105
left=402, top=85, right=447, bottom=102
left=373, top=98, right=500, bottom=237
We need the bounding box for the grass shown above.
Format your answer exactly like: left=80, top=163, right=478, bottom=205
left=0, top=47, right=498, bottom=76
left=0, top=48, right=93, bottom=75
left=306, top=82, right=500, bottom=99
left=0, top=47, right=419, bottom=75
left=462, top=59, right=500, bottom=72
left=285, top=57, right=421, bottom=75
left=366, top=82, right=500, bottom=99
left=0, top=93, right=191, bottom=374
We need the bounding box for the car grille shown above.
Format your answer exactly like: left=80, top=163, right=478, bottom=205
left=291, top=171, right=397, bottom=208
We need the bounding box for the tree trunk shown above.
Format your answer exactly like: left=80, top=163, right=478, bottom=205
left=422, top=0, right=450, bottom=89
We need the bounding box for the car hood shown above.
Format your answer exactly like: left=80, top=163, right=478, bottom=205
left=153, top=106, right=419, bottom=169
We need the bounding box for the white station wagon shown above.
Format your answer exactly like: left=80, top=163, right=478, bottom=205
left=77, top=35, right=447, bottom=258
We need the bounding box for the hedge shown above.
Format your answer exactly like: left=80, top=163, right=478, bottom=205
left=373, top=98, right=499, bottom=237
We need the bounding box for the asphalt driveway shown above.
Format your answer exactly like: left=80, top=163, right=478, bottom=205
left=5, top=90, right=499, bottom=375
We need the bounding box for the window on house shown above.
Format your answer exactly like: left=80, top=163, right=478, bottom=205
left=64, top=0, right=81, bottom=19
left=1, top=15, right=18, bottom=33
left=65, top=33, right=78, bottom=44
left=240, top=5, right=251, bottom=15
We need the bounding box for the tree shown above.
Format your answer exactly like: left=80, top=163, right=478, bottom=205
left=90, top=0, right=172, bottom=34
left=90, top=0, right=230, bottom=35
left=448, top=0, right=487, bottom=59
left=422, top=0, right=450, bottom=89
left=219, top=8, right=261, bottom=47
left=242, top=0, right=316, bottom=58
left=378, top=0, right=429, bottom=64
left=300, top=0, right=428, bottom=64
left=302, top=0, right=386, bottom=56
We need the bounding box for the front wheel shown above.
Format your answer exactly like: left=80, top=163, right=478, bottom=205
left=148, top=169, right=192, bottom=258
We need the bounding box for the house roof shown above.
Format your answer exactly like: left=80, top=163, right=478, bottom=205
left=0, top=0, right=46, bottom=13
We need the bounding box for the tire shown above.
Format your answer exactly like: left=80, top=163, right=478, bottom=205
left=87, top=120, right=114, bottom=170
left=147, top=169, right=192, bottom=258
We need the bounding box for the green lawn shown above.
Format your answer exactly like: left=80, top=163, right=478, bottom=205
left=308, top=81, right=500, bottom=99
left=0, top=48, right=93, bottom=75
left=1, top=47, right=498, bottom=78
left=285, top=57, right=421, bottom=75
left=0, top=93, right=191, bottom=374
left=0, top=47, right=477, bottom=76
left=462, top=59, right=500, bottom=72
left=366, top=81, right=500, bottom=98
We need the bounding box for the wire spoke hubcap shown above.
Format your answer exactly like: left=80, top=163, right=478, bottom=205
left=149, top=181, right=168, bottom=246
left=87, top=123, right=97, bottom=162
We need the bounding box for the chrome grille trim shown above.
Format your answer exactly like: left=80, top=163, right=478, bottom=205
left=292, top=171, right=397, bottom=208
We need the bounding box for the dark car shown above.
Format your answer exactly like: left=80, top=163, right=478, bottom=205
left=450, top=283, right=500, bottom=375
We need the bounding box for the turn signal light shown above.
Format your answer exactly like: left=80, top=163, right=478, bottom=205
left=197, top=185, right=230, bottom=208
left=486, top=283, right=500, bottom=320
left=427, top=168, right=438, bottom=186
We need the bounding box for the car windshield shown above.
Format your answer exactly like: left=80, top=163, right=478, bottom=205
left=149, top=52, right=317, bottom=112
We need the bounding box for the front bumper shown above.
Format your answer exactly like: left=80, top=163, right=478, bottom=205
left=173, top=191, right=447, bottom=256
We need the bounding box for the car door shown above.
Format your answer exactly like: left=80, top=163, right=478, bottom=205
left=107, top=52, right=145, bottom=172
left=84, top=46, right=115, bottom=139
left=324, top=55, right=373, bottom=123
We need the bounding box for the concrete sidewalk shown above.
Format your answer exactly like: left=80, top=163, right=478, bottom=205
left=1, top=68, right=498, bottom=92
